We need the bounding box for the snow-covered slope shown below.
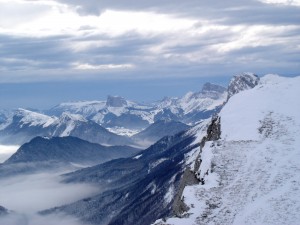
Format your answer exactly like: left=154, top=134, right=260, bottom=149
left=155, top=74, right=300, bottom=225
left=13, top=108, right=58, bottom=128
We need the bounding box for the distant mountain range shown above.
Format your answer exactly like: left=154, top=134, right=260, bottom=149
left=46, top=81, right=227, bottom=130
left=0, top=110, right=134, bottom=146
left=0, top=81, right=229, bottom=147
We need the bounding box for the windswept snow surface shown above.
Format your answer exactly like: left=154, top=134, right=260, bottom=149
left=155, top=75, right=300, bottom=225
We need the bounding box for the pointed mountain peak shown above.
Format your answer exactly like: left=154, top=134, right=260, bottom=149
left=106, top=95, right=127, bottom=107
left=228, top=72, right=260, bottom=99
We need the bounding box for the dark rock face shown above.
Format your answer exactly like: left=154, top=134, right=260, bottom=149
left=173, top=116, right=221, bottom=216
left=42, top=124, right=208, bottom=225
left=5, top=136, right=139, bottom=165
left=106, top=96, right=128, bottom=107
left=172, top=169, right=199, bottom=216
left=202, top=83, right=226, bottom=94
left=205, top=116, right=221, bottom=142
left=227, top=72, right=260, bottom=99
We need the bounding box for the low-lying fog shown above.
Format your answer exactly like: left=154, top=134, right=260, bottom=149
left=0, top=145, right=101, bottom=225
left=0, top=172, right=100, bottom=213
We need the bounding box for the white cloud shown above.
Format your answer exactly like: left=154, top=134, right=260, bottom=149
left=73, top=62, right=135, bottom=70
left=212, top=25, right=300, bottom=54
left=0, top=172, right=100, bottom=213
left=0, top=0, right=196, bottom=37
left=0, top=0, right=299, bottom=84
left=258, top=0, right=300, bottom=6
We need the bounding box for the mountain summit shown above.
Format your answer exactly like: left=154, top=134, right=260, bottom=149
left=106, top=95, right=128, bottom=107
left=227, top=72, right=260, bottom=98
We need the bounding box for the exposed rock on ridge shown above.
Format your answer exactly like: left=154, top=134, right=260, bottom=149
left=106, top=95, right=128, bottom=107
left=227, top=72, right=259, bottom=99
left=173, top=116, right=221, bottom=217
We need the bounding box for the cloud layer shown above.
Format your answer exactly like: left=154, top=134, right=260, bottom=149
left=0, top=145, right=19, bottom=163
left=0, top=170, right=100, bottom=225
left=0, top=0, right=299, bottom=83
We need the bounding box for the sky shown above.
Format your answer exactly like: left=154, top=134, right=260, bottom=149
left=0, top=0, right=299, bottom=109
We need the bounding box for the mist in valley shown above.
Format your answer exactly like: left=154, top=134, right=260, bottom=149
left=0, top=145, right=19, bottom=163
left=0, top=146, right=100, bottom=225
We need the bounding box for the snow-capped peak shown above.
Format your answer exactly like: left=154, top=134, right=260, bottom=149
left=14, top=108, right=58, bottom=128
left=227, top=72, right=260, bottom=99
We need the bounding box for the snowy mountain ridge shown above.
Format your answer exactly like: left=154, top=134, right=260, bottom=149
left=0, top=109, right=134, bottom=146
left=154, top=74, right=300, bottom=225
left=15, top=108, right=58, bottom=128
left=156, top=82, right=227, bottom=116
left=227, top=72, right=259, bottom=99
left=46, top=82, right=227, bottom=130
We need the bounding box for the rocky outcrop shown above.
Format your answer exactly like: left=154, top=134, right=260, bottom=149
left=173, top=116, right=221, bottom=217
left=106, top=95, right=127, bottom=107
left=172, top=169, right=199, bottom=217
left=202, top=83, right=226, bottom=94
left=227, top=72, right=260, bottom=99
